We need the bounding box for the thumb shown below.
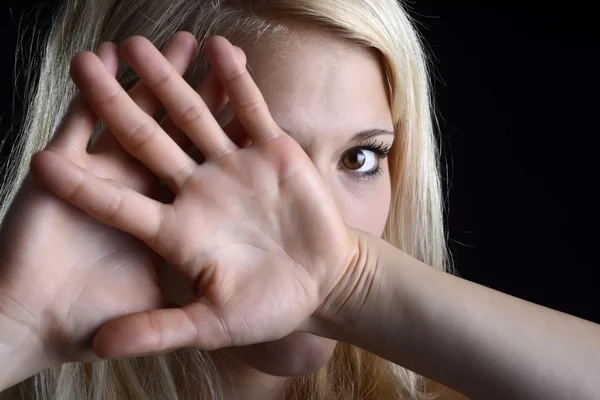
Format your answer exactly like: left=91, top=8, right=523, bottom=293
left=92, top=303, right=233, bottom=359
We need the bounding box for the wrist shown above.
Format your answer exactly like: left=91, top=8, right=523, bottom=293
left=312, top=229, right=386, bottom=341
left=0, top=309, right=52, bottom=391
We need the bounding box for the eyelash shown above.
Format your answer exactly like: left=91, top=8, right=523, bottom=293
left=342, top=140, right=392, bottom=180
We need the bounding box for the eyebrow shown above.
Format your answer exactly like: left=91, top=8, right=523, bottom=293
left=278, top=125, right=396, bottom=142
left=351, top=129, right=396, bottom=142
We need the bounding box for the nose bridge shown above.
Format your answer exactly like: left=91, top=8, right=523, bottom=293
left=273, top=120, right=351, bottom=216
left=300, top=140, right=330, bottom=181
left=302, top=146, right=350, bottom=220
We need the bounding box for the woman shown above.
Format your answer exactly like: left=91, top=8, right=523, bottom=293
left=0, top=0, right=597, bottom=399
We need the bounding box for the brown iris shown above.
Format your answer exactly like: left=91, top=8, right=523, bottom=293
left=342, top=150, right=366, bottom=170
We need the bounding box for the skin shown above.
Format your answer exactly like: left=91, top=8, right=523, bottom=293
left=24, top=30, right=390, bottom=397
left=0, top=25, right=395, bottom=398
left=0, top=32, right=243, bottom=387
left=160, top=24, right=395, bottom=397
left=2, top=24, right=599, bottom=400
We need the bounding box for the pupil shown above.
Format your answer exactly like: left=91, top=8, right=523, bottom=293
left=345, top=151, right=365, bottom=169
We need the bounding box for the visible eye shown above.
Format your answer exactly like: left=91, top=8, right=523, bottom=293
left=341, top=149, right=378, bottom=173
left=339, top=140, right=392, bottom=180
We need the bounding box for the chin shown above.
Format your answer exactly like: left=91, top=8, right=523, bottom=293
left=232, top=332, right=338, bottom=376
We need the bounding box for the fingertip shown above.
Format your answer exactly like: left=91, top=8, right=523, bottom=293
left=97, top=41, right=118, bottom=55
left=119, top=36, right=134, bottom=56
left=92, top=319, right=136, bottom=360
left=70, top=51, right=104, bottom=86
left=29, top=151, right=62, bottom=190
left=121, top=35, right=145, bottom=47
left=120, top=35, right=149, bottom=58
left=96, top=42, right=120, bottom=75
left=29, top=151, right=47, bottom=182
left=121, top=36, right=164, bottom=69
left=204, top=35, right=231, bottom=58
left=233, top=46, right=247, bottom=65
left=29, top=150, right=83, bottom=196
left=92, top=312, right=166, bottom=360
left=91, top=334, right=111, bottom=360
left=69, top=51, right=92, bottom=74
left=205, top=35, right=226, bottom=47
left=163, top=31, right=199, bottom=72
left=170, top=31, right=199, bottom=50
left=205, top=38, right=248, bottom=76
left=92, top=325, right=131, bottom=360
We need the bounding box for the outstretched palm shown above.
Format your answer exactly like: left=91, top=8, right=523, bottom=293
left=0, top=32, right=238, bottom=364
left=32, top=35, right=354, bottom=359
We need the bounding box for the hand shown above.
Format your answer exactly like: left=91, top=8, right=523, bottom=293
left=0, top=32, right=234, bottom=368
left=32, top=35, right=359, bottom=360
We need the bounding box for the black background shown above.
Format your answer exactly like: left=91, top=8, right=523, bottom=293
left=1, top=2, right=597, bottom=322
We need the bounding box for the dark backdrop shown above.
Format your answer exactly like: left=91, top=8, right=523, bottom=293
left=1, top=1, right=597, bottom=322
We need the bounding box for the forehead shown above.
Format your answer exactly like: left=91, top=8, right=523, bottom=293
left=224, top=24, right=394, bottom=145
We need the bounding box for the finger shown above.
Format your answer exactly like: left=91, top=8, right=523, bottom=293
left=98, top=40, right=120, bottom=76
left=127, top=31, right=198, bottom=118
left=92, top=303, right=231, bottom=359
left=121, top=36, right=237, bottom=159
left=91, top=32, right=199, bottom=155
left=186, top=113, right=251, bottom=165
left=206, top=36, right=281, bottom=144
left=70, top=50, right=195, bottom=191
left=162, top=46, right=246, bottom=151
left=161, top=68, right=228, bottom=151
left=48, top=42, right=119, bottom=152
left=30, top=150, right=164, bottom=246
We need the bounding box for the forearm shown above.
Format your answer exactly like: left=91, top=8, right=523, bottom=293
left=325, top=233, right=600, bottom=400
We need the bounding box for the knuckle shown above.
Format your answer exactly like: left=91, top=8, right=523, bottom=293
left=146, top=312, right=166, bottom=352
left=220, top=65, right=247, bottom=85
left=177, top=102, right=209, bottom=128
left=102, top=189, right=124, bottom=225
left=93, top=87, right=122, bottom=108
left=146, top=64, right=174, bottom=90
left=66, top=175, right=86, bottom=204
left=128, top=119, right=159, bottom=150
left=171, top=161, right=195, bottom=190
left=236, top=98, right=265, bottom=116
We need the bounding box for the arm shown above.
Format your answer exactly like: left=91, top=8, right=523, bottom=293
left=321, top=232, right=600, bottom=400
left=24, top=33, right=599, bottom=398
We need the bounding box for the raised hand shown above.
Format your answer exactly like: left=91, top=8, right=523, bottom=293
left=0, top=32, right=234, bottom=367
left=32, top=35, right=358, bottom=360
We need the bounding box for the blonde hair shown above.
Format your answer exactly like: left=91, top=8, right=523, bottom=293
left=1, top=0, right=449, bottom=398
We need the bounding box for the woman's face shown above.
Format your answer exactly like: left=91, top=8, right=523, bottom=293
left=162, top=23, right=395, bottom=378
left=219, top=24, right=396, bottom=377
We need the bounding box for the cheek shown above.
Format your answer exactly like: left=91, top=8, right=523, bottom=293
left=335, top=174, right=392, bottom=236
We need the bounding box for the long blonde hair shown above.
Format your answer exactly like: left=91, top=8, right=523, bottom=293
left=1, top=0, right=449, bottom=398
